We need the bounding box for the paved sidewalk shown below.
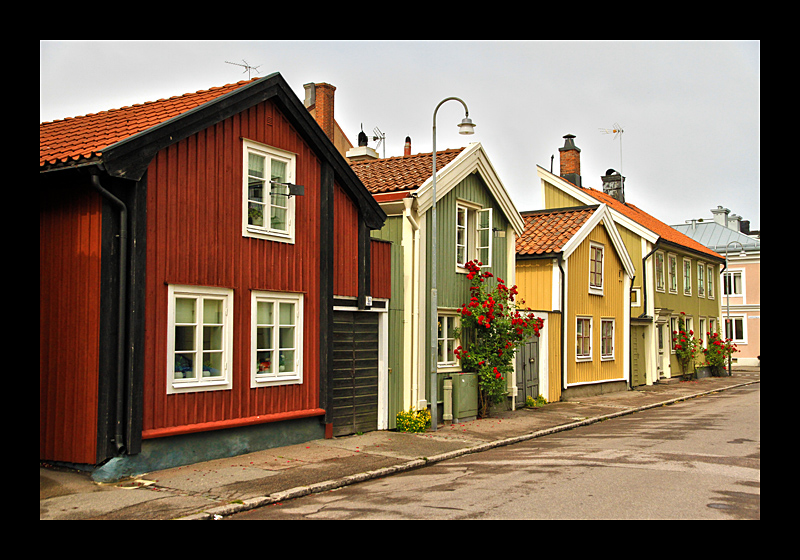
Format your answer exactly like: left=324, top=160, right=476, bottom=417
left=40, top=368, right=759, bottom=520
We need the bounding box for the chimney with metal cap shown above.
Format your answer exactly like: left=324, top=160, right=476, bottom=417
left=559, top=134, right=582, bottom=187
left=404, top=136, right=412, bottom=156
left=601, top=169, right=625, bottom=203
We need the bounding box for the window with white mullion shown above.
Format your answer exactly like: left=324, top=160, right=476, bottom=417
left=252, top=291, right=304, bottom=386
left=456, top=206, right=468, bottom=267
left=476, top=208, right=492, bottom=267
left=576, top=317, right=592, bottom=361
left=243, top=139, right=296, bottom=243
left=437, top=314, right=459, bottom=367
left=168, top=286, right=232, bottom=393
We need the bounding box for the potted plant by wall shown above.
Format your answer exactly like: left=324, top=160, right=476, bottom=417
left=455, top=260, right=543, bottom=418
left=703, top=331, right=738, bottom=376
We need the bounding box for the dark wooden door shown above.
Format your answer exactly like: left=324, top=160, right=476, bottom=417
left=631, top=325, right=647, bottom=387
left=331, top=311, right=379, bottom=437
left=515, top=336, right=540, bottom=404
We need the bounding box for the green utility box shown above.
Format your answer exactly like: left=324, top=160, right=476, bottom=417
left=451, top=371, right=478, bottom=423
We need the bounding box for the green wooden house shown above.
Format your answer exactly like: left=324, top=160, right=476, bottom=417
left=541, top=135, right=725, bottom=385
left=350, top=142, right=525, bottom=426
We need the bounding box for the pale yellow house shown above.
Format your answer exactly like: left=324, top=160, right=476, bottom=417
left=515, top=203, right=634, bottom=403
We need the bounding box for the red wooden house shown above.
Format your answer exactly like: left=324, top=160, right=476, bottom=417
left=40, top=73, right=388, bottom=480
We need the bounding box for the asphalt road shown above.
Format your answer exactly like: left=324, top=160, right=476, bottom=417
left=228, top=383, right=760, bottom=520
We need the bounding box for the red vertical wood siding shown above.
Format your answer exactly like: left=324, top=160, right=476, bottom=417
left=370, top=239, right=391, bottom=299
left=141, top=101, right=324, bottom=437
left=333, top=182, right=360, bottom=298
left=40, top=187, right=102, bottom=464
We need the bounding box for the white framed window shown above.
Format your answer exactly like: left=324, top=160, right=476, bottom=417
left=697, top=262, right=705, bottom=298
left=670, top=316, right=678, bottom=354
left=589, top=242, right=604, bottom=295
left=707, top=265, right=715, bottom=299
left=631, top=287, right=641, bottom=308
left=576, top=316, right=592, bottom=361
left=243, top=139, right=297, bottom=244
left=167, top=285, right=233, bottom=394
left=724, top=315, right=745, bottom=343
left=601, top=318, right=615, bottom=360
left=668, top=254, right=678, bottom=294
left=437, top=313, right=460, bottom=368
left=699, top=318, right=707, bottom=348
left=455, top=202, right=492, bottom=269
left=655, top=251, right=665, bottom=292
left=251, top=291, right=304, bottom=387
left=723, top=270, right=743, bottom=297
left=683, top=258, right=692, bottom=296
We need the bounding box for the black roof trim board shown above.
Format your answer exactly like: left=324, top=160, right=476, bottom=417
left=98, top=72, right=386, bottom=229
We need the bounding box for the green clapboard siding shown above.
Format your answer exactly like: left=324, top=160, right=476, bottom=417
left=371, top=216, right=404, bottom=429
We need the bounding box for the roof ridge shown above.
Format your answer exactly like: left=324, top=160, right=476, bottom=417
left=348, top=147, right=465, bottom=167
left=40, top=78, right=260, bottom=125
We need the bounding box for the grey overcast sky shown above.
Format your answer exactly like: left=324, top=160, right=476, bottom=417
left=40, top=40, right=760, bottom=230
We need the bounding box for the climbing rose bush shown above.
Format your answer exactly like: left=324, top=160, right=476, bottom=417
left=455, top=260, right=543, bottom=418
left=703, top=330, right=738, bottom=372
left=673, top=312, right=702, bottom=377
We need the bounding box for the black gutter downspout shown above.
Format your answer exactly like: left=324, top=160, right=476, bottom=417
left=638, top=241, right=661, bottom=320
left=90, top=172, right=128, bottom=454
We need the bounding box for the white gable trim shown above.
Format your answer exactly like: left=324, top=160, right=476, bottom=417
left=561, top=204, right=636, bottom=278
left=416, top=142, right=525, bottom=236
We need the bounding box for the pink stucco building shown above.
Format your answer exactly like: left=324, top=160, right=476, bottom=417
left=673, top=207, right=760, bottom=366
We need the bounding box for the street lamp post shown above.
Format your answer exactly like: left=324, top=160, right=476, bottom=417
left=724, top=241, right=747, bottom=376
left=430, top=97, right=475, bottom=431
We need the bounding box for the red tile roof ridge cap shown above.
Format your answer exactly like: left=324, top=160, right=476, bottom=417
left=40, top=78, right=259, bottom=125
left=348, top=147, right=465, bottom=167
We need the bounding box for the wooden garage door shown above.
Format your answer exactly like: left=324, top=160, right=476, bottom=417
left=331, top=311, right=379, bottom=437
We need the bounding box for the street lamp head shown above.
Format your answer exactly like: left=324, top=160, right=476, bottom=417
left=458, top=117, right=476, bottom=135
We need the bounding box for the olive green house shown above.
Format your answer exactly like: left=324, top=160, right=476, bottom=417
left=541, top=135, right=725, bottom=385
left=350, top=142, right=524, bottom=426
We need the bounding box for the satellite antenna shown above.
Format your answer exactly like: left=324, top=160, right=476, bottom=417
left=599, top=122, right=624, bottom=174
left=372, top=127, right=386, bottom=158
left=225, top=59, right=261, bottom=79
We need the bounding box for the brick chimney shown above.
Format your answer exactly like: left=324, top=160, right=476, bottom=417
left=404, top=136, right=412, bottom=156
left=303, top=82, right=336, bottom=141
left=559, top=134, right=582, bottom=187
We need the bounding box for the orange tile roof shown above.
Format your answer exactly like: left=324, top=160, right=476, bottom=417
left=40, top=78, right=260, bottom=169
left=349, top=148, right=464, bottom=194
left=562, top=179, right=724, bottom=262
left=516, top=206, right=597, bottom=257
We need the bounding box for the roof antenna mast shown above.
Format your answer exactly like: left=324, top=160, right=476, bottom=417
left=599, top=122, right=624, bottom=175
left=225, top=59, right=261, bottom=79
left=372, top=127, right=386, bottom=158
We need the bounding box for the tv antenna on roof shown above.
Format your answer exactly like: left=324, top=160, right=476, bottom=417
left=372, top=127, right=386, bottom=158
left=225, top=59, right=261, bottom=79
left=600, top=122, right=624, bottom=174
